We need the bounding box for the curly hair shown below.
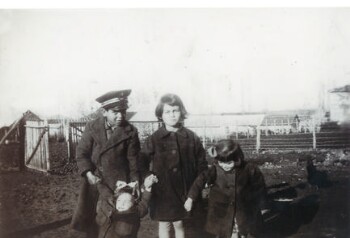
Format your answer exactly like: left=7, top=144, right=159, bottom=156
left=155, top=93, right=188, bottom=122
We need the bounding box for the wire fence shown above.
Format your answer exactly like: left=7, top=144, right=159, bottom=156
left=196, top=128, right=350, bottom=153
left=65, top=120, right=350, bottom=161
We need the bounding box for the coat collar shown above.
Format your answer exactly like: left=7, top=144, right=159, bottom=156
left=90, top=116, right=133, bottom=152
left=90, top=116, right=108, bottom=145
left=213, top=160, right=246, bottom=172
left=102, top=122, right=133, bottom=153
left=157, top=126, right=188, bottom=138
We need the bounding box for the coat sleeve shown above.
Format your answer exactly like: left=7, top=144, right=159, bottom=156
left=127, top=128, right=141, bottom=182
left=76, top=122, right=96, bottom=176
left=249, top=165, right=267, bottom=209
left=194, top=133, right=208, bottom=174
left=136, top=190, right=152, bottom=218
left=187, top=166, right=216, bottom=201
left=139, top=135, right=155, bottom=180
left=97, top=181, right=114, bottom=200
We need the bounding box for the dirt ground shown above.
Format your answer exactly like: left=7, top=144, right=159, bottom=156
left=0, top=142, right=349, bottom=238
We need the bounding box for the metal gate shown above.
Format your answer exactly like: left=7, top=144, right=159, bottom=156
left=25, top=121, right=50, bottom=172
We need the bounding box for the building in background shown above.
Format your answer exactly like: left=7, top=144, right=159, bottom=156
left=329, top=85, right=350, bottom=125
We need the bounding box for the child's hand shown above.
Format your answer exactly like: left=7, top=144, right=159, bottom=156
left=144, top=174, right=158, bottom=191
left=184, top=198, right=193, bottom=212
left=86, top=171, right=101, bottom=185
left=261, top=209, right=270, bottom=215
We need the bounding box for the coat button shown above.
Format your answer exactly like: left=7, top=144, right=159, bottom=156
left=172, top=168, right=178, bottom=172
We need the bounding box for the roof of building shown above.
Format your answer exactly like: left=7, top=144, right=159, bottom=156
left=330, top=84, right=350, bottom=93
left=128, top=111, right=157, bottom=122
left=186, top=113, right=265, bottom=127
left=22, top=110, right=42, bottom=121
left=0, top=110, right=42, bottom=143
left=261, top=109, right=315, bottom=126
left=77, top=109, right=137, bottom=122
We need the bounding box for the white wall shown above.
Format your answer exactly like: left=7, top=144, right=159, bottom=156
left=329, top=92, right=350, bottom=123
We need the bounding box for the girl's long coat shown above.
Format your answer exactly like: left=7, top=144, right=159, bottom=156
left=140, top=126, right=208, bottom=221
left=71, top=117, right=141, bottom=233
left=188, top=161, right=267, bottom=237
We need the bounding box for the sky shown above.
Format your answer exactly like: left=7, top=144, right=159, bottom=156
left=0, top=8, right=350, bottom=126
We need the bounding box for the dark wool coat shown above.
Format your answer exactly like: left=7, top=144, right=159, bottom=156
left=140, top=126, right=208, bottom=221
left=188, top=161, right=267, bottom=238
left=71, top=117, right=141, bottom=233
left=95, top=191, right=151, bottom=238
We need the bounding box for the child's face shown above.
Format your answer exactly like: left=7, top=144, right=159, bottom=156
left=116, top=193, right=134, bottom=212
left=103, top=109, right=126, bottom=127
left=162, top=104, right=181, bottom=127
left=218, top=160, right=235, bottom=171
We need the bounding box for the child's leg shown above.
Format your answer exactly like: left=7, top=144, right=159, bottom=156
left=231, top=218, right=239, bottom=238
left=173, top=220, right=185, bottom=238
left=231, top=231, right=239, bottom=238
left=158, top=221, right=172, bottom=238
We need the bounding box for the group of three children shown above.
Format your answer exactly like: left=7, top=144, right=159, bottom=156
left=73, top=92, right=267, bottom=238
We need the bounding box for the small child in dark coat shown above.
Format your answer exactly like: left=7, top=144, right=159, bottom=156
left=184, top=140, right=267, bottom=238
left=96, top=174, right=158, bottom=238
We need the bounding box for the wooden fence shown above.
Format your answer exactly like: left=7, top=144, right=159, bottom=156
left=68, top=122, right=87, bottom=161
left=67, top=121, right=350, bottom=161
left=203, top=129, right=350, bottom=152
left=258, top=130, right=350, bottom=151
left=25, top=121, right=50, bottom=172
left=67, top=121, right=161, bottom=161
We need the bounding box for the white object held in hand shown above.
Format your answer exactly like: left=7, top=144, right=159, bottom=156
left=116, top=180, right=138, bottom=189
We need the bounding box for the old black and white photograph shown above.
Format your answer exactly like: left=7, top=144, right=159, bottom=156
left=0, top=3, right=349, bottom=238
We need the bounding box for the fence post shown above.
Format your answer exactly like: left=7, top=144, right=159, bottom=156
left=312, top=119, right=316, bottom=150
left=44, top=120, right=50, bottom=170
left=68, top=122, right=73, bottom=162
left=256, top=126, right=261, bottom=153
left=202, top=135, right=206, bottom=149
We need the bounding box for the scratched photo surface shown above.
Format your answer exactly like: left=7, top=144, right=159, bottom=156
left=0, top=8, right=349, bottom=238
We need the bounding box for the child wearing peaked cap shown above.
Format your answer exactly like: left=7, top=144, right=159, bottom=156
left=95, top=89, right=131, bottom=111
left=184, top=139, right=267, bottom=238
left=71, top=89, right=142, bottom=238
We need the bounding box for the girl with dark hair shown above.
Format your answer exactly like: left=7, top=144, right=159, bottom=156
left=154, top=93, right=188, bottom=122
left=184, top=140, right=267, bottom=238
left=141, top=93, right=208, bottom=238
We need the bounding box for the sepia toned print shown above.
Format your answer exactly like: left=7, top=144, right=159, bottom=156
left=1, top=8, right=350, bottom=238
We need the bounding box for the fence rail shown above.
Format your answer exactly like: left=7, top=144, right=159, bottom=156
left=68, top=122, right=87, bottom=161
left=67, top=121, right=161, bottom=160
left=200, top=128, right=350, bottom=152
left=66, top=121, right=350, bottom=161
